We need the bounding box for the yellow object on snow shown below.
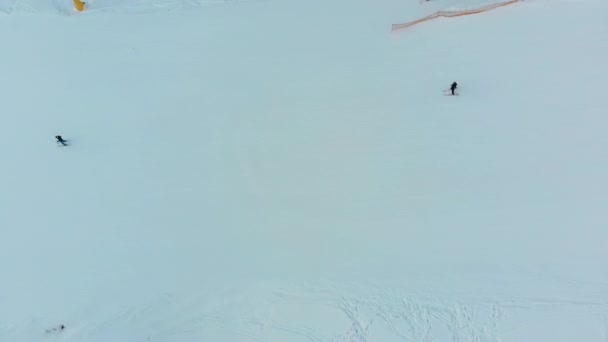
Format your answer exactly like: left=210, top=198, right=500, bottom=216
left=73, top=0, right=85, bottom=11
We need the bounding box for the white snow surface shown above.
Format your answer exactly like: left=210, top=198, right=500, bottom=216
left=1, top=0, right=608, bottom=341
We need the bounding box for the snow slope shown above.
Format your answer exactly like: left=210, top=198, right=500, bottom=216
left=1, top=0, right=607, bottom=341
left=0, top=0, right=247, bottom=14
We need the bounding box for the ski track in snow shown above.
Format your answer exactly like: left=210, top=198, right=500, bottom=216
left=299, top=295, right=600, bottom=342
left=24, top=283, right=601, bottom=342
left=2, top=275, right=607, bottom=341
left=136, top=286, right=606, bottom=342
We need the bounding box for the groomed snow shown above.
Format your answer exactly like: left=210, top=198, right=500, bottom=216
left=1, top=0, right=607, bottom=341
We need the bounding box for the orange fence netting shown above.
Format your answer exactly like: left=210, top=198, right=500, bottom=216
left=392, top=0, right=522, bottom=31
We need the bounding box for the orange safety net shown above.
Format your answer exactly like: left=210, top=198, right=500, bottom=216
left=392, top=0, right=521, bottom=31
left=73, top=0, right=85, bottom=11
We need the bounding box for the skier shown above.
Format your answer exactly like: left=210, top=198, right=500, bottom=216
left=55, top=135, right=67, bottom=146
left=450, top=82, right=458, bottom=95
left=45, top=324, right=65, bottom=334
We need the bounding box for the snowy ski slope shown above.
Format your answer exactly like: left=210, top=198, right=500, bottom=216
left=0, top=0, right=247, bottom=14
left=1, top=0, right=607, bottom=341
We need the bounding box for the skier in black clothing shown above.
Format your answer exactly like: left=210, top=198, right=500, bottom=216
left=450, top=82, right=458, bottom=95
left=55, top=135, right=67, bottom=146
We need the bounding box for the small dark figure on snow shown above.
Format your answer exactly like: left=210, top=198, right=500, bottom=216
left=45, top=324, right=65, bottom=334
left=450, top=82, right=458, bottom=95
left=55, top=135, right=67, bottom=146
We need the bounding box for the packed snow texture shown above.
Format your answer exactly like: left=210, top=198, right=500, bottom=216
left=1, top=0, right=607, bottom=341
left=0, top=0, right=245, bottom=14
